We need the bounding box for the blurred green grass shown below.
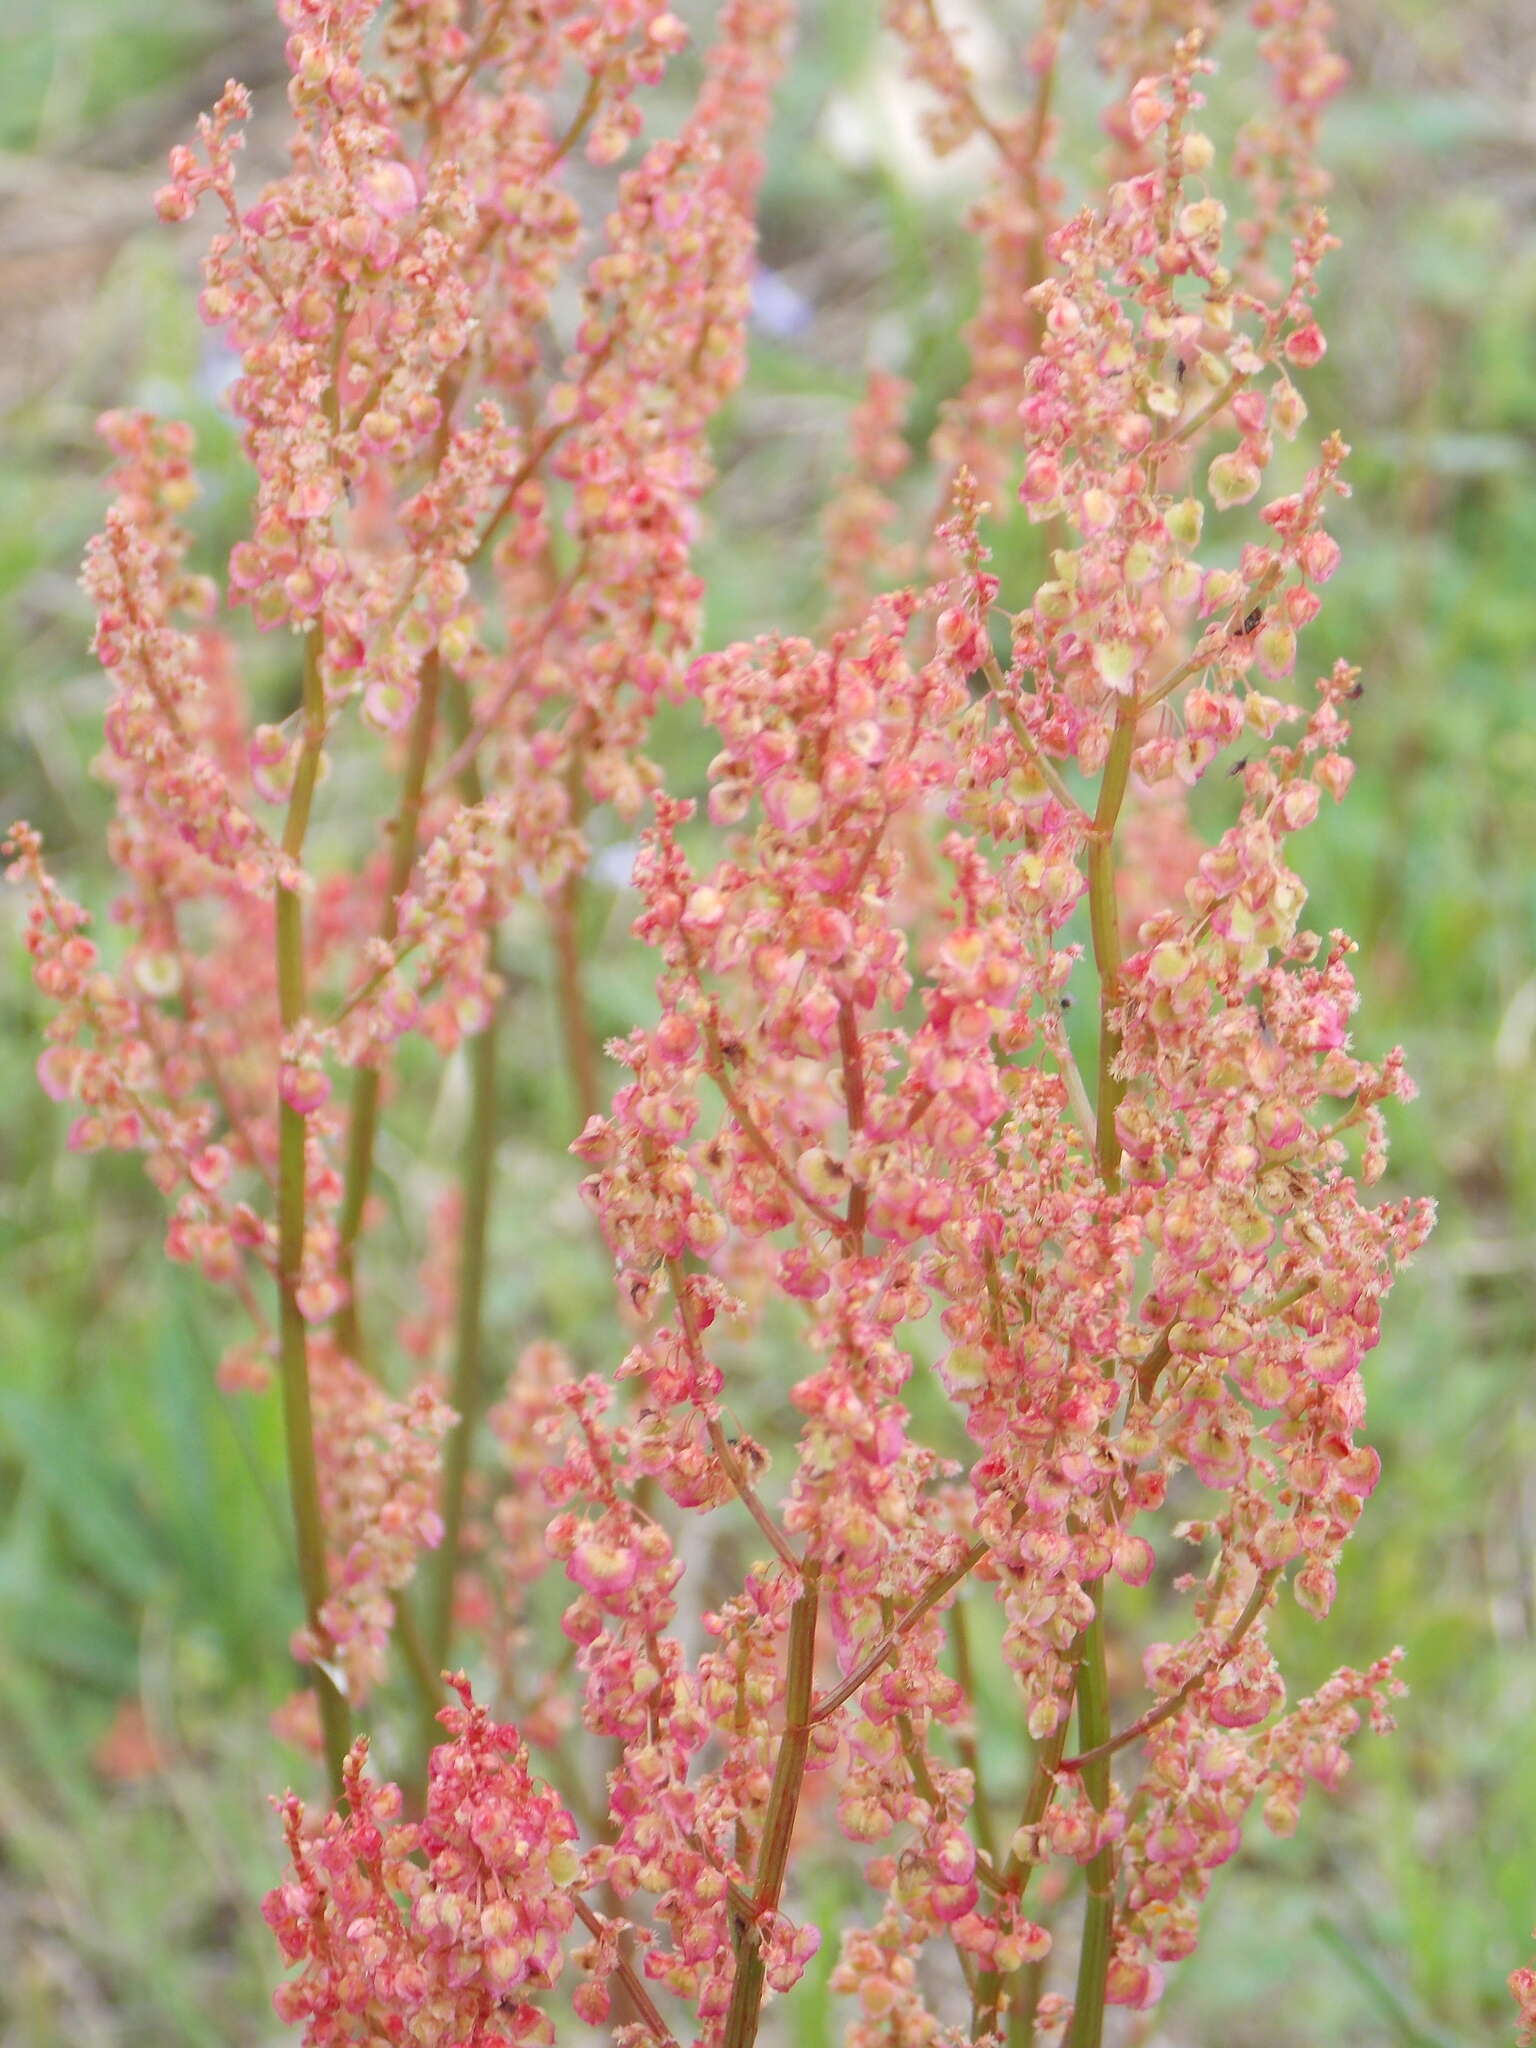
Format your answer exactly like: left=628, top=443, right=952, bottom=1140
left=2, top=3, right=1534, bottom=2043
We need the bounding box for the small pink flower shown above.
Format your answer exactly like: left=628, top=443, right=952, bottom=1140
left=357, top=159, right=420, bottom=221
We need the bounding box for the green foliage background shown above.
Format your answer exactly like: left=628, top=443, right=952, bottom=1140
left=1, top=3, right=1533, bottom=2042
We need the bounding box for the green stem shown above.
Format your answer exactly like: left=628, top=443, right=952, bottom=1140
left=721, top=1563, right=821, bottom=2048
left=428, top=1011, right=498, bottom=1669
left=392, top=1591, right=445, bottom=1728
left=983, top=655, right=1091, bottom=827
left=1061, top=1568, right=1281, bottom=1776
left=1059, top=704, right=1139, bottom=2036
left=334, top=650, right=443, bottom=1363
left=425, top=677, right=500, bottom=1683
left=1010, top=1957, right=1046, bottom=2048
left=809, top=1539, right=988, bottom=1724
left=276, top=628, right=350, bottom=1795
left=977, top=712, right=1138, bottom=2034
left=1065, top=1596, right=1113, bottom=2048
left=969, top=1669, right=1080, bottom=2042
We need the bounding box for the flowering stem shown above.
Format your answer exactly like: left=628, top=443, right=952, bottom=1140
left=663, top=1252, right=800, bottom=1573
left=1060, top=1568, right=1282, bottom=1773
left=703, top=1038, right=847, bottom=1236
left=890, top=1603, right=980, bottom=1998
left=335, top=650, right=443, bottom=1362
left=390, top=1587, right=444, bottom=1726
left=970, top=1661, right=1083, bottom=2041
left=571, top=1895, right=680, bottom=2048
left=984, top=654, right=1091, bottom=827
left=432, top=558, right=583, bottom=793
left=809, top=1539, right=989, bottom=1723
left=1156, top=368, right=1247, bottom=452
left=275, top=627, right=349, bottom=1795
left=427, top=681, right=499, bottom=1673
left=426, top=1012, right=497, bottom=1669
left=1065, top=1595, right=1113, bottom=2048
left=721, top=1561, right=821, bottom=2048
left=1064, top=698, right=1141, bottom=2037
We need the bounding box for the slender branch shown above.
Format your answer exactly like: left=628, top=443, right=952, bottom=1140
left=334, top=650, right=443, bottom=1362
left=680, top=966, right=850, bottom=1237
left=571, top=1895, right=680, bottom=2048
left=1154, top=368, right=1247, bottom=452
left=664, top=1254, right=801, bottom=1575
left=427, top=0, right=511, bottom=131
left=1138, top=565, right=1283, bottom=717
left=914, top=0, right=1029, bottom=171
left=431, top=558, right=583, bottom=792
left=466, top=425, right=569, bottom=569
left=721, top=1563, right=822, bottom=2048
left=156, top=899, right=275, bottom=1189
left=275, top=626, right=350, bottom=1795
left=1132, top=1326, right=1174, bottom=1408
left=809, top=1539, right=990, bottom=1725
left=1040, top=997, right=1097, bottom=1148
left=704, top=1418, right=802, bottom=1576
left=983, top=654, right=1092, bottom=827
left=1134, top=1280, right=1317, bottom=1408
left=392, top=1591, right=445, bottom=1726
left=705, top=1041, right=848, bottom=1237
left=968, top=1657, right=1084, bottom=2040
left=1059, top=1568, right=1282, bottom=1774
left=888, top=1596, right=980, bottom=1997
left=1135, top=641, right=1213, bottom=717
left=543, top=73, right=603, bottom=174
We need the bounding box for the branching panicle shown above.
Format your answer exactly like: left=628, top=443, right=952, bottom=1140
left=5, top=1, right=1441, bottom=2042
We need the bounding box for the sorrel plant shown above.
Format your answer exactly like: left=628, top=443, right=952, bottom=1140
left=8, top=0, right=1447, bottom=2041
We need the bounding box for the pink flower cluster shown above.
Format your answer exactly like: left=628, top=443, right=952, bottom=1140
left=7, top=0, right=1461, bottom=2041
left=265, top=1677, right=580, bottom=2045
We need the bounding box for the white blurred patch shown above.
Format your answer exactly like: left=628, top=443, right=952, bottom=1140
left=819, top=0, right=1006, bottom=196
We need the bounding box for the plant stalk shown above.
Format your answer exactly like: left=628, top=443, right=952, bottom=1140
left=1065, top=1595, right=1113, bottom=2048
left=426, top=675, right=500, bottom=1679
left=275, top=627, right=350, bottom=1794
left=721, top=1562, right=821, bottom=2048
left=428, top=1011, right=498, bottom=1669
left=335, top=649, right=443, bottom=1363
